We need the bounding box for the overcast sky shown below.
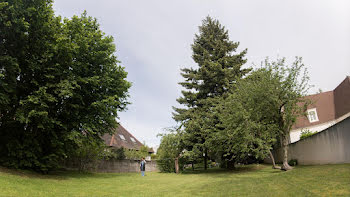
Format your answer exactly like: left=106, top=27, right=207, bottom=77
left=53, top=0, right=350, bottom=148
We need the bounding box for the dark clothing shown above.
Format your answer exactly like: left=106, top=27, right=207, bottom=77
left=140, top=160, right=146, bottom=171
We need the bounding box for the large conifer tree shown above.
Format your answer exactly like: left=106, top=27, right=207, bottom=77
left=173, top=16, right=249, bottom=169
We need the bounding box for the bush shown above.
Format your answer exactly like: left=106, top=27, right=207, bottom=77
left=157, top=158, right=175, bottom=173
left=151, top=154, right=158, bottom=160
left=101, top=147, right=126, bottom=160
left=288, top=159, right=298, bottom=166
left=113, top=148, right=126, bottom=160
left=124, top=146, right=151, bottom=160
left=68, top=136, right=105, bottom=172
left=300, top=130, right=316, bottom=140
left=156, top=157, right=186, bottom=173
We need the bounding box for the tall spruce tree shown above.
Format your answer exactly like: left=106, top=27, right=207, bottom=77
left=173, top=16, right=249, bottom=169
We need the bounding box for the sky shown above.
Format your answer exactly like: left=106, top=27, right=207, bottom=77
left=53, top=0, right=350, bottom=148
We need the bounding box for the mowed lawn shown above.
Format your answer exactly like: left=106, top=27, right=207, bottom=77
left=0, top=164, right=349, bottom=197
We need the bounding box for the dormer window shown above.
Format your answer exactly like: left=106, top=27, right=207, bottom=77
left=130, top=137, right=136, bottom=143
left=119, top=134, right=126, bottom=140
left=307, top=108, right=319, bottom=123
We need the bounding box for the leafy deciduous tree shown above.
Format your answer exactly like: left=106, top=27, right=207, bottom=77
left=217, top=57, right=310, bottom=170
left=156, top=127, right=186, bottom=173
left=0, top=0, right=130, bottom=172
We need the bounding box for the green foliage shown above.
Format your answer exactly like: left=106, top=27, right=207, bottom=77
left=216, top=68, right=281, bottom=165
left=216, top=57, right=311, bottom=168
left=151, top=153, right=158, bottom=160
left=99, top=147, right=126, bottom=161
left=156, top=128, right=191, bottom=173
left=260, top=57, right=311, bottom=170
left=0, top=0, right=130, bottom=172
left=124, top=145, right=151, bottom=160
left=157, top=157, right=187, bottom=173
left=300, top=130, right=316, bottom=140
left=181, top=149, right=201, bottom=166
left=68, top=134, right=105, bottom=172
left=157, top=131, right=182, bottom=172
left=288, top=159, right=298, bottom=166
left=157, top=158, right=175, bottom=173
left=173, top=16, right=249, bottom=168
left=113, top=148, right=126, bottom=160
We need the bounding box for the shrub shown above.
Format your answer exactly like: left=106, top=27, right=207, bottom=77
left=300, top=130, right=316, bottom=140
left=151, top=154, right=158, bottom=160
left=68, top=136, right=105, bottom=172
left=156, top=157, right=186, bottom=173
left=100, top=147, right=126, bottom=160
left=288, top=159, right=298, bottom=166
left=124, top=146, right=151, bottom=160
left=157, top=158, right=175, bottom=173
left=113, top=148, right=126, bottom=160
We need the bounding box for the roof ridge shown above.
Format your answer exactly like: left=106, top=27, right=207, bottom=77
left=117, top=124, right=144, bottom=146
left=334, top=76, right=350, bottom=91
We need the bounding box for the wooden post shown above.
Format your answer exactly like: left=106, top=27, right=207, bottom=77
left=175, top=157, right=179, bottom=173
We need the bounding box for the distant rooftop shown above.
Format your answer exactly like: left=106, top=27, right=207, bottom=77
left=102, top=124, right=154, bottom=153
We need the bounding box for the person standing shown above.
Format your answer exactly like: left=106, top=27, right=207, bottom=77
left=140, top=157, right=146, bottom=176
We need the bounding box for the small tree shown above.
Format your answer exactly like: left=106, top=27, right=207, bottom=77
left=157, top=128, right=184, bottom=173
left=299, top=129, right=316, bottom=140
left=217, top=57, right=310, bottom=170
left=268, top=57, right=311, bottom=170
left=216, top=70, right=280, bottom=168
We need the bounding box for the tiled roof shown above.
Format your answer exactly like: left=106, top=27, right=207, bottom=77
left=102, top=124, right=154, bottom=153
left=293, top=76, right=350, bottom=129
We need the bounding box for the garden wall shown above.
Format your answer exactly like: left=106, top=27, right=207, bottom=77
left=265, top=116, right=350, bottom=165
left=65, top=159, right=159, bottom=173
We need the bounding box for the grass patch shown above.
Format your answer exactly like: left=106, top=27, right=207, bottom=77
left=0, top=164, right=349, bottom=196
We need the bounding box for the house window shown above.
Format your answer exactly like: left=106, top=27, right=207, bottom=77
left=307, top=108, right=319, bottom=123
left=130, top=137, right=136, bottom=143
left=119, top=134, right=126, bottom=140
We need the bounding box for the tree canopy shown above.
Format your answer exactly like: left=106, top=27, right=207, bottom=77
left=0, top=0, right=130, bottom=172
left=214, top=57, right=311, bottom=170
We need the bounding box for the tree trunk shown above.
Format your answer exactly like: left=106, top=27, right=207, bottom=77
left=269, top=150, right=280, bottom=169
left=191, top=161, right=194, bottom=171
left=227, top=159, right=235, bottom=169
left=175, top=157, right=179, bottom=173
left=280, top=134, right=293, bottom=171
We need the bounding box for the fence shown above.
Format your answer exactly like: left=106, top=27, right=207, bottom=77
left=265, top=116, right=350, bottom=165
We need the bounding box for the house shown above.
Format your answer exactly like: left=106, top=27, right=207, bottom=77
left=290, top=76, right=350, bottom=143
left=102, top=124, right=154, bottom=154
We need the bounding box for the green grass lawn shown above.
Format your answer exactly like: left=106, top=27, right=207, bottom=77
left=0, top=164, right=349, bottom=197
